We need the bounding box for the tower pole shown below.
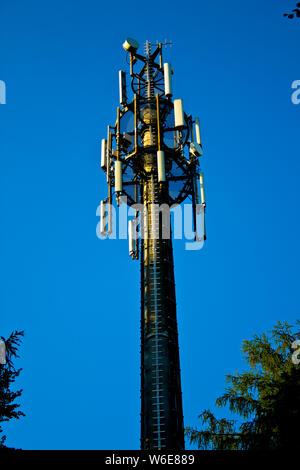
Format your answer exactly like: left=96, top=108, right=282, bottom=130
left=140, top=42, right=184, bottom=450
left=100, top=38, right=206, bottom=451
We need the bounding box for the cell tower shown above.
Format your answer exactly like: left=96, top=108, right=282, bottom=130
left=99, top=38, right=206, bottom=450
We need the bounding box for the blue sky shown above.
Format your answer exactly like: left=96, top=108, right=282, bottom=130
left=1, top=0, right=299, bottom=450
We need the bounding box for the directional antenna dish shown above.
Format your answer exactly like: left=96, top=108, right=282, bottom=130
left=123, top=38, right=139, bottom=52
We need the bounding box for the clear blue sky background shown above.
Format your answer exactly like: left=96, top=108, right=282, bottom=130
left=1, top=0, right=299, bottom=450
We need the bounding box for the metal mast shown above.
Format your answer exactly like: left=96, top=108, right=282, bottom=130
left=99, top=38, right=206, bottom=450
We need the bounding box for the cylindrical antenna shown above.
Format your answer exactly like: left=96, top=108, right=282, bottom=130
left=134, top=184, right=139, bottom=259
left=106, top=126, right=111, bottom=183
left=159, top=43, right=163, bottom=69
left=194, top=117, right=201, bottom=145
left=192, top=177, right=197, bottom=242
left=157, top=151, right=166, bottom=183
left=115, top=160, right=123, bottom=192
left=129, top=219, right=137, bottom=258
left=202, top=208, right=207, bottom=241
left=194, top=174, right=199, bottom=205
left=119, top=70, right=127, bottom=106
left=174, top=99, right=184, bottom=128
left=190, top=116, right=195, bottom=142
left=108, top=176, right=112, bottom=234
left=156, top=93, right=166, bottom=182
left=164, top=63, right=173, bottom=97
left=156, top=94, right=161, bottom=150
left=100, top=200, right=106, bottom=235
left=199, top=172, right=206, bottom=206
left=116, top=107, right=120, bottom=161
left=101, top=138, right=107, bottom=169
left=199, top=172, right=206, bottom=240
left=116, top=107, right=121, bottom=203
left=134, top=94, right=138, bottom=152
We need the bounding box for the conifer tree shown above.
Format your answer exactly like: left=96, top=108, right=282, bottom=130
left=186, top=321, right=300, bottom=450
left=0, top=330, right=25, bottom=448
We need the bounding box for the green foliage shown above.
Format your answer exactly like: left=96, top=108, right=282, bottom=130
left=185, top=321, right=300, bottom=450
left=284, top=2, right=300, bottom=18
left=0, top=330, right=25, bottom=448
